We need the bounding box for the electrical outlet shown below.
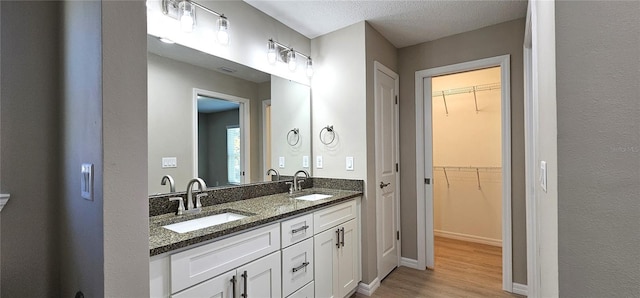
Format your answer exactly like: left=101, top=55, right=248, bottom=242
left=81, top=163, right=94, bottom=201
left=302, top=156, right=309, bottom=168
left=279, top=156, right=285, bottom=168
left=316, top=156, right=323, bottom=169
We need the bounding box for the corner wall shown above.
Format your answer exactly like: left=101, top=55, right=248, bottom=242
left=398, top=18, right=527, bottom=284
left=556, top=1, right=640, bottom=296
left=1, top=1, right=61, bottom=296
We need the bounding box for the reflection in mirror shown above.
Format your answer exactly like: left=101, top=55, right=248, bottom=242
left=147, top=35, right=311, bottom=195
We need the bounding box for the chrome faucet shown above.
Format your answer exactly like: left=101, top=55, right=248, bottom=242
left=185, top=178, right=207, bottom=212
left=293, top=170, right=310, bottom=192
left=266, top=168, right=280, bottom=181
left=161, top=175, right=175, bottom=193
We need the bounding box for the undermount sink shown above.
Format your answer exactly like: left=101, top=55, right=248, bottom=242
left=163, top=212, right=247, bottom=234
left=294, top=194, right=332, bottom=201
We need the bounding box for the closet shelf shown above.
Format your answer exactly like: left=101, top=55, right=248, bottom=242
left=432, top=82, right=501, bottom=114
left=433, top=166, right=501, bottom=190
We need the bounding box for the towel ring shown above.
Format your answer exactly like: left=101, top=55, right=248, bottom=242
left=287, top=128, right=300, bottom=146
left=319, top=125, right=335, bottom=145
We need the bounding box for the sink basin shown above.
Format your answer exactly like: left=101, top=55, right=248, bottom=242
left=294, top=194, right=332, bottom=201
left=163, top=212, right=247, bottom=233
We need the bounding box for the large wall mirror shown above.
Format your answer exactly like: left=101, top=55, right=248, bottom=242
left=148, top=35, right=311, bottom=194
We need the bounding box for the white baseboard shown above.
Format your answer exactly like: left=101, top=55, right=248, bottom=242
left=400, top=257, right=419, bottom=269
left=434, top=230, right=502, bottom=247
left=512, top=283, right=528, bottom=296
left=357, top=277, right=380, bottom=296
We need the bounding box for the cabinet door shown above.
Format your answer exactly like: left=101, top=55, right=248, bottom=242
left=171, top=269, right=236, bottom=298
left=237, top=251, right=282, bottom=298
left=314, top=227, right=339, bottom=298
left=337, top=219, right=358, bottom=298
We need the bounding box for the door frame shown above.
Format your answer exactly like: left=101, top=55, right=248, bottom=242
left=374, top=61, right=401, bottom=281
left=192, top=88, right=251, bottom=183
left=414, top=55, right=512, bottom=291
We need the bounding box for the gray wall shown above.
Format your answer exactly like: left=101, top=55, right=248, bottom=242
left=60, top=1, right=104, bottom=296
left=556, top=1, right=640, bottom=296
left=1, top=1, right=61, bottom=296
left=364, top=22, right=398, bottom=282
left=397, top=18, right=527, bottom=284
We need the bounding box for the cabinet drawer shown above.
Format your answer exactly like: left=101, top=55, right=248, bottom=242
left=287, top=281, right=314, bottom=298
left=282, top=238, right=314, bottom=297
left=281, top=213, right=313, bottom=248
left=171, top=269, right=235, bottom=298
left=313, top=200, right=356, bottom=233
left=170, top=223, right=280, bottom=293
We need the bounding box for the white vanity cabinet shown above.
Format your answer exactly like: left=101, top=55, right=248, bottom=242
left=150, top=197, right=361, bottom=298
left=313, top=200, right=360, bottom=298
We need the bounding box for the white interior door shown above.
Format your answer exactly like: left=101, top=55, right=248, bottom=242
left=374, top=62, right=400, bottom=280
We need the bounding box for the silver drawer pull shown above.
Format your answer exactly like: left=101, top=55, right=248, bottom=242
left=292, top=261, right=310, bottom=273
left=291, top=225, right=309, bottom=234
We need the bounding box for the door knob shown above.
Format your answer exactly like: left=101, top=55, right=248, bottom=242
left=379, top=182, right=390, bottom=189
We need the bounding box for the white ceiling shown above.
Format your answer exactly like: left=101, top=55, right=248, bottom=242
left=244, top=0, right=528, bottom=48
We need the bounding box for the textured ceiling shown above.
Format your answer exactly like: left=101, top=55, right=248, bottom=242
left=244, top=0, right=528, bottom=48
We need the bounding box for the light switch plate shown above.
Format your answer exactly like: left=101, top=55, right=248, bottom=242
left=302, top=156, right=309, bottom=168
left=81, top=163, right=94, bottom=201
left=316, top=156, right=323, bottom=169
left=162, top=157, right=177, bottom=168
left=279, top=156, right=285, bottom=168
left=540, top=161, right=547, bottom=192
left=346, top=156, right=354, bottom=171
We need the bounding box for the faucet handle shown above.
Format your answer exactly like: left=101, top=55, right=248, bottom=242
left=169, top=197, right=185, bottom=215
left=195, top=193, right=206, bottom=209
left=296, top=179, right=305, bottom=191
left=285, top=182, right=294, bottom=194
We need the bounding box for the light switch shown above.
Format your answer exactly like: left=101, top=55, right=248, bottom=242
left=316, top=156, right=323, bottom=169
left=162, top=157, right=177, bottom=168
left=540, top=161, right=547, bottom=192
left=346, top=156, right=354, bottom=171
left=279, top=156, right=285, bottom=168
left=302, top=156, right=309, bottom=168
left=81, top=163, right=94, bottom=201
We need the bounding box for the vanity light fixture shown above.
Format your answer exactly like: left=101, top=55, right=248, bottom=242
left=163, top=0, right=230, bottom=45
left=267, top=38, right=313, bottom=77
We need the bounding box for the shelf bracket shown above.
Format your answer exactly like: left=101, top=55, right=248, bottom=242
left=472, top=86, right=479, bottom=113
left=476, top=168, right=481, bottom=190
left=441, top=91, right=449, bottom=115
left=443, top=168, right=450, bottom=188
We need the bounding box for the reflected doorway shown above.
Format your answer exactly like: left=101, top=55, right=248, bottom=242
left=195, top=91, right=250, bottom=187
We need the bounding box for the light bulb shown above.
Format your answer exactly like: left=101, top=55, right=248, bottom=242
left=287, top=50, right=297, bottom=71
left=180, top=1, right=193, bottom=33
left=306, top=58, right=314, bottom=77
left=267, top=40, right=277, bottom=64
left=217, top=16, right=229, bottom=45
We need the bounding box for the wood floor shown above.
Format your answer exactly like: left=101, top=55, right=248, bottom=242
left=353, top=237, right=523, bottom=298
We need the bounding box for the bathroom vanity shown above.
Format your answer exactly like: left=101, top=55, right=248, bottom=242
left=149, top=180, right=362, bottom=298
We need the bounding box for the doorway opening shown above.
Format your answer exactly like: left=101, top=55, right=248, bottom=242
left=431, top=67, right=504, bottom=290
left=415, top=55, right=512, bottom=292
left=194, top=89, right=250, bottom=187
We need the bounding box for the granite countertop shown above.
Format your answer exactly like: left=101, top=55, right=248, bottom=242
left=149, top=188, right=362, bottom=256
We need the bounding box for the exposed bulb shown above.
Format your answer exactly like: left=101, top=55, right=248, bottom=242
left=180, top=10, right=193, bottom=32
left=267, top=40, right=277, bottom=64
left=306, top=58, right=314, bottom=77
left=287, top=50, right=297, bottom=71
left=217, top=16, right=229, bottom=45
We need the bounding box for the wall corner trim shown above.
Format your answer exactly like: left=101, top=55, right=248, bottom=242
left=513, top=283, right=528, bottom=296
left=357, top=277, right=380, bottom=296
left=0, top=194, right=10, bottom=212
left=400, top=257, right=420, bottom=269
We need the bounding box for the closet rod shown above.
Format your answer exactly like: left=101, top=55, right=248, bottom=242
left=432, top=82, right=501, bottom=98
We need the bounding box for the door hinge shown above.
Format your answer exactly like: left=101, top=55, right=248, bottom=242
left=396, top=231, right=400, bottom=240
left=425, top=178, right=430, bottom=184
left=395, top=163, right=399, bottom=172
left=395, top=96, right=398, bottom=104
